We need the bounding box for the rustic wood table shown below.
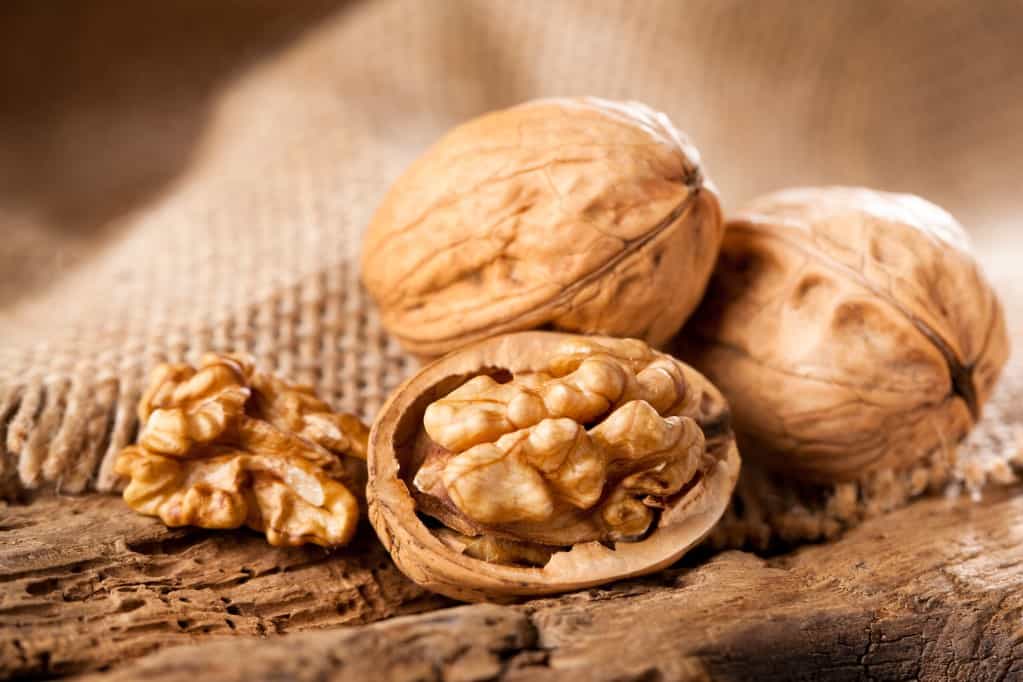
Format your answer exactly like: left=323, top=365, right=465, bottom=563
left=3, top=256, right=1020, bottom=682
left=4, top=482, right=1023, bottom=682
left=1, top=3, right=1021, bottom=679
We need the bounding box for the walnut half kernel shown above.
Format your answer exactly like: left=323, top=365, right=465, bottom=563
left=115, top=353, right=369, bottom=548
left=367, top=333, right=741, bottom=601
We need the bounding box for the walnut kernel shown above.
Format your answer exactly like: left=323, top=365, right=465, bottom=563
left=115, top=354, right=369, bottom=547
left=367, top=333, right=740, bottom=601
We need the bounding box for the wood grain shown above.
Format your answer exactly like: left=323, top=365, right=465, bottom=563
left=3, top=258, right=1019, bottom=680
left=0, top=4, right=1020, bottom=679
left=69, top=486, right=1023, bottom=681
left=0, top=494, right=447, bottom=679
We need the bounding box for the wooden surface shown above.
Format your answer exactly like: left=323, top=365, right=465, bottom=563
left=0, top=494, right=447, bottom=679
left=3, top=256, right=1018, bottom=681
left=2, top=484, right=1021, bottom=681
left=1, top=4, right=1021, bottom=680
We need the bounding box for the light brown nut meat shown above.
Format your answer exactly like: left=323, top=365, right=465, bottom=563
left=676, top=187, right=1010, bottom=484
left=115, top=353, right=369, bottom=547
left=367, top=332, right=740, bottom=602
left=361, top=97, right=724, bottom=358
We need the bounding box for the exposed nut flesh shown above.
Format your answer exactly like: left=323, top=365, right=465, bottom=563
left=366, top=332, right=740, bottom=600
left=414, top=338, right=714, bottom=548
left=115, top=353, right=369, bottom=547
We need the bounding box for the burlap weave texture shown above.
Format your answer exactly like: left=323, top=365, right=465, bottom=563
left=1, top=1, right=1020, bottom=506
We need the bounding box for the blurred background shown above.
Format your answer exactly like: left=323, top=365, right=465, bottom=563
left=1, top=0, right=1020, bottom=316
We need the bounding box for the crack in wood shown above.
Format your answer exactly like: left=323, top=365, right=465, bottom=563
left=18, top=486, right=1012, bottom=682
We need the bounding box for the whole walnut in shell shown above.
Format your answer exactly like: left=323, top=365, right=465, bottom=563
left=676, top=187, right=1009, bottom=483
left=367, top=332, right=740, bottom=602
left=115, top=353, right=370, bottom=547
left=361, top=97, right=723, bottom=358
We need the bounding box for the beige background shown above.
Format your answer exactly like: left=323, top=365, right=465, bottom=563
left=0, top=1, right=1020, bottom=494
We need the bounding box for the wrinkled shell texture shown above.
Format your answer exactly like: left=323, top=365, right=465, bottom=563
left=361, top=97, right=724, bottom=358
left=367, top=332, right=740, bottom=601
left=679, top=187, right=1009, bottom=483
left=115, top=353, right=370, bottom=547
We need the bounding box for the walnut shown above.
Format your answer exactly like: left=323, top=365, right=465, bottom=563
left=115, top=354, right=369, bottom=547
left=361, top=97, right=723, bottom=359
left=676, top=187, right=1010, bottom=484
left=367, top=333, right=740, bottom=601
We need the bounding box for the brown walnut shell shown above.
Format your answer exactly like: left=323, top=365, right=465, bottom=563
left=361, top=97, right=723, bottom=358
left=676, top=187, right=1010, bottom=484
left=367, top=332, right=740, bottom=602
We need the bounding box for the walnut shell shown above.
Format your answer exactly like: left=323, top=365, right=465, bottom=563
left=361, top=97, right=723, bottom=358
left=367, top=332, right=740, bottom=602
left=676, top=187, right=1010, bottom=483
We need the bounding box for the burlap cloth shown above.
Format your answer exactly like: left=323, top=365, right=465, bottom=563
left=1, top=2, right=1020, bottom=513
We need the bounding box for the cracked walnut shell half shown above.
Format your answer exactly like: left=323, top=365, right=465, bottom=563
left=361, top=97, right=723, bottom=358
left=115, top=353, right=370, bottom=547
left=676, top=187, right=1010, bottom=484
left=367, top=333, right=740, bottom=601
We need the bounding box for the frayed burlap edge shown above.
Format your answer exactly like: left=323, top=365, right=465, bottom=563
left=1, top=266, right=1019, bottom=550
left=3, top=326, right=1020, bottom=550
left=0, top=261, right=415, bottom=499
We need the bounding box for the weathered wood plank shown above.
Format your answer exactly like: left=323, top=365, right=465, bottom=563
left=70, top=487, right=1023, bottom=682
left=0, top=494, right=447, bottom=679
left=3, top=269, right=1018, bottom=681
